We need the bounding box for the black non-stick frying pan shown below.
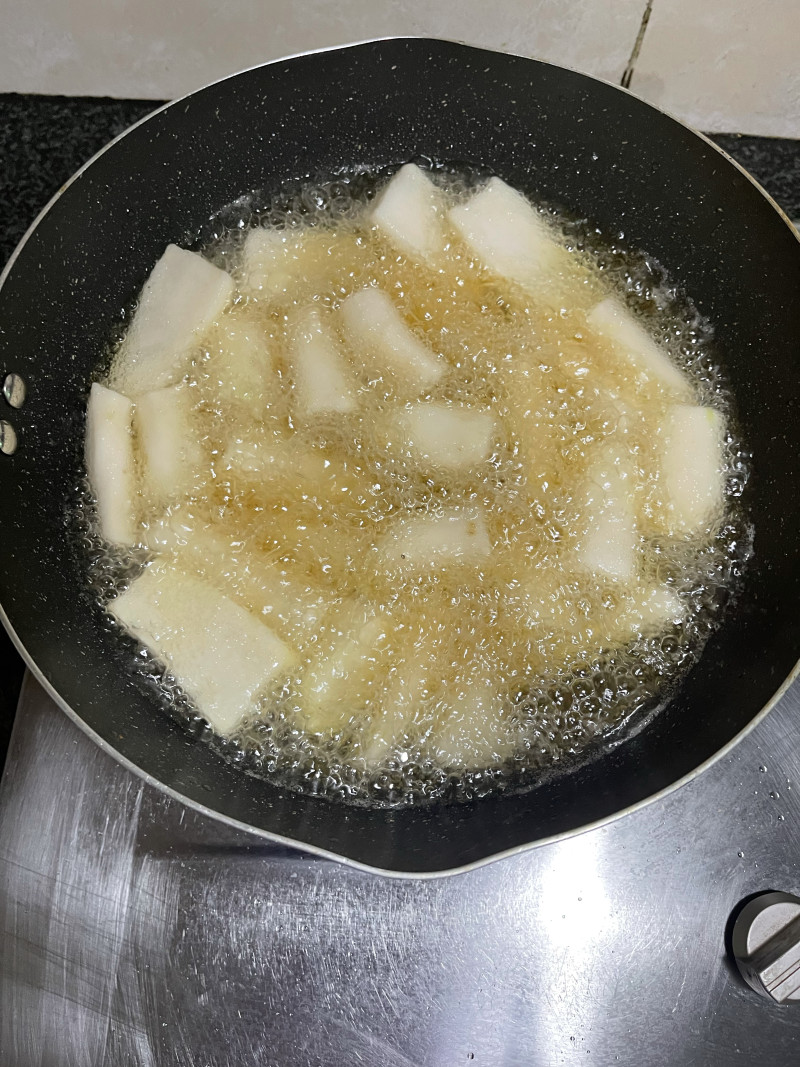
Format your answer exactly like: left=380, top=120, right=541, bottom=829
left=1, top=38, right=798, bottom=875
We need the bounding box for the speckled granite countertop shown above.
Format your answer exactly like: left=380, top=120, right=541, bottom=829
left=0, top=93, right=798, bottom=761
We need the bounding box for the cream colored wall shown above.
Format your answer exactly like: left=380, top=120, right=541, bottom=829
left=2, top=0, right=798, bottom=136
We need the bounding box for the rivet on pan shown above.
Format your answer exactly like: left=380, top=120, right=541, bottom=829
left=0, top=420, right=18, bottom=455
left=3, top=373, right=26, bottom=409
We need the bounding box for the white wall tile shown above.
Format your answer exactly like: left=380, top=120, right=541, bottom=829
left=630, top=0, right=800, bottom=137
left=1, top=0, right=644, bottom=100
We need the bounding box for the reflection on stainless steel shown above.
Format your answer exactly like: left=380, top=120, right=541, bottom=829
left=2, top=673, right=800, bottom=1064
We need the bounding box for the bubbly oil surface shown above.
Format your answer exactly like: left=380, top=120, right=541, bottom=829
left=85, top=165, right=750, bottom=807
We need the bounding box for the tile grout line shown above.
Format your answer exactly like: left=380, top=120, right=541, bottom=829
left=621, top=0, right=655, bottom=89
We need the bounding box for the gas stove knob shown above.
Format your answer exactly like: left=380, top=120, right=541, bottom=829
left=731, top=891, right=800, bottom=1003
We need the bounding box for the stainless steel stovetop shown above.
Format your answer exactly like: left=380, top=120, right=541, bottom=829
left=2, top=672, right=800, bottom=1065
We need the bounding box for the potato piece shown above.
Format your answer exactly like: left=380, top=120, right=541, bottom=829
left=220, top=432, right=329, bottom=483
left=202, top=310, right=275, bottom=419
left=84, top=382, right=137, bottom=545
left=113, top=245, right=233, bottom=398
left=615, top=584, right=685, bottom=640
left=448, top=177, right=569, bottom=293
left=369, top=163, right=447, bottom=262
left=575, top=447, right=639, bottom=582
left=142, top=511, right=327, bottom=647
left=298, top=602, right=395, bottom=735
left=109, top=562, right=297, bottom=736
left=286, top=306, right=357, bottom=418
left=378, top=506, right=492, bottom=573
left=360, top=658, right=430, bottom=767
left=239, top=226, right=334, bottom=301
left=392, top=401, right=498, bottom=472
left=586, top=297, right=693, bottom=401
left=653, top=404, right=725, bottom=536
left=430, top=682, right=516, bottom=769
left=340, top=287, right=445, bottom=392
left=135, top=382, right=204, bottom=507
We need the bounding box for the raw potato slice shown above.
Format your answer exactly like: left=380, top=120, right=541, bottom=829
left=202, top=310, right=275, bottom=419
left=448, top=176, right=569, bottom=293
left=298, top=602, right=395, bottom=734
left=142, top=511, right=328, bottom=646
left=114, top=245, right=233, bottom=397
left=286, top=306, right=357, bottom=418
left=85, top=382, right=137, bottom=545
left=239, top=227, right=334, bottom=301
left=575, top=448, right=639, bottom=582
left=369, top=163, right=447, bottom=262
left=221, top=433, right=329, bottom=483
left=340, top=287, right=445, bottom=392
left=109, top=562, right=297, bottom=736
left=135, top=382, right=203, bottom=506
left=378, top=506, right=492, bottom=573
left=360, top=658, right=430, bottom=767
left=654, top=404, right=725, bottom=536
left=616, top=584, right=685, bottom=640
left=393, top=401, right=498, bottom=471
left=586, top=297, right=693, bottom=401
left=430, top=681, right=515, bottom=769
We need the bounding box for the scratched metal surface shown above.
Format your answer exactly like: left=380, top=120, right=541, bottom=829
left=2, top=675, right=800, bottom=1065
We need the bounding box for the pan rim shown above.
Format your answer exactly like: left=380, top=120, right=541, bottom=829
left=2, top=36, right=799, bottom=878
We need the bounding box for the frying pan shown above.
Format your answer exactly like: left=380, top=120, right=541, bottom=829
left=1, top=38, right=798, bottom=876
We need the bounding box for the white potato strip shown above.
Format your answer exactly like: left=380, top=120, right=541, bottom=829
left=298, top=603, right=394, bottom=735
left=142, top=512, right=327, bottom=645
left=135, top=382, right=203, bottom=506
left=340, top=287, right=445, bottom=392
left=655, top=404, right=725, bottom=536
left=85, top=382, right=137, bottom=545
left=430, top=682, right=515, bottom=769
left=220, top=433, right=330, bottom=485
left=360, top=658, right=430, bottom=767
left=615, top=584, right=685, bottom=640
left=239, top=227, right=332, bottom=301
left=378, top=507, right=492, bottom=573
left=114, top=245, right=233, bottom=398
left=448, top=176, right=568, bottom=293
left=586, top=296, right=693, bottom=401
left=109, top=562, right=297, bottom=736
left=286, top=306, right=357, bottom=417
left=369, top=163, right=447, bottom=262
left=203, top=313, right=274, bottom=418
left=394, top=401, right=498, bottom=471
left=575, top=448, right=639, bottom=582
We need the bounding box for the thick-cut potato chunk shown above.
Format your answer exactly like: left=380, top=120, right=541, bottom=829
left=378, top=506, right=492, bottom=574
left=109, top=562, right=297, bottom=736
left=652, top=404, right=725, bottom=536
left=114, top=245, right=233, bottom=397
left=449, top=177, right=570, bottom=293
left=430, top=681, right=516, bottom=769
left=298, top=602, right=396, bottom=735
left=586, top=297, right=692, bottom=401
left=340, top=287, right=445, bottom=392
left=392, top=401, right=498, bottom=472
left=369, top=163, right=447, bottom=263
left=135, top=382, right=204, bottom=507
left=85, top=383, right=137, bottom=545
left=575, top=447, right=639, bottom=583
left=286, top=306, right=357, bottom=418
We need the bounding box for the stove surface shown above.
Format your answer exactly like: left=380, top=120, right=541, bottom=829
left=2, top=675, right=800, bottom=1065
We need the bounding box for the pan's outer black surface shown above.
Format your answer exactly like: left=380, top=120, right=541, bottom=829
left=0, top=39, right=798, bottom=875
